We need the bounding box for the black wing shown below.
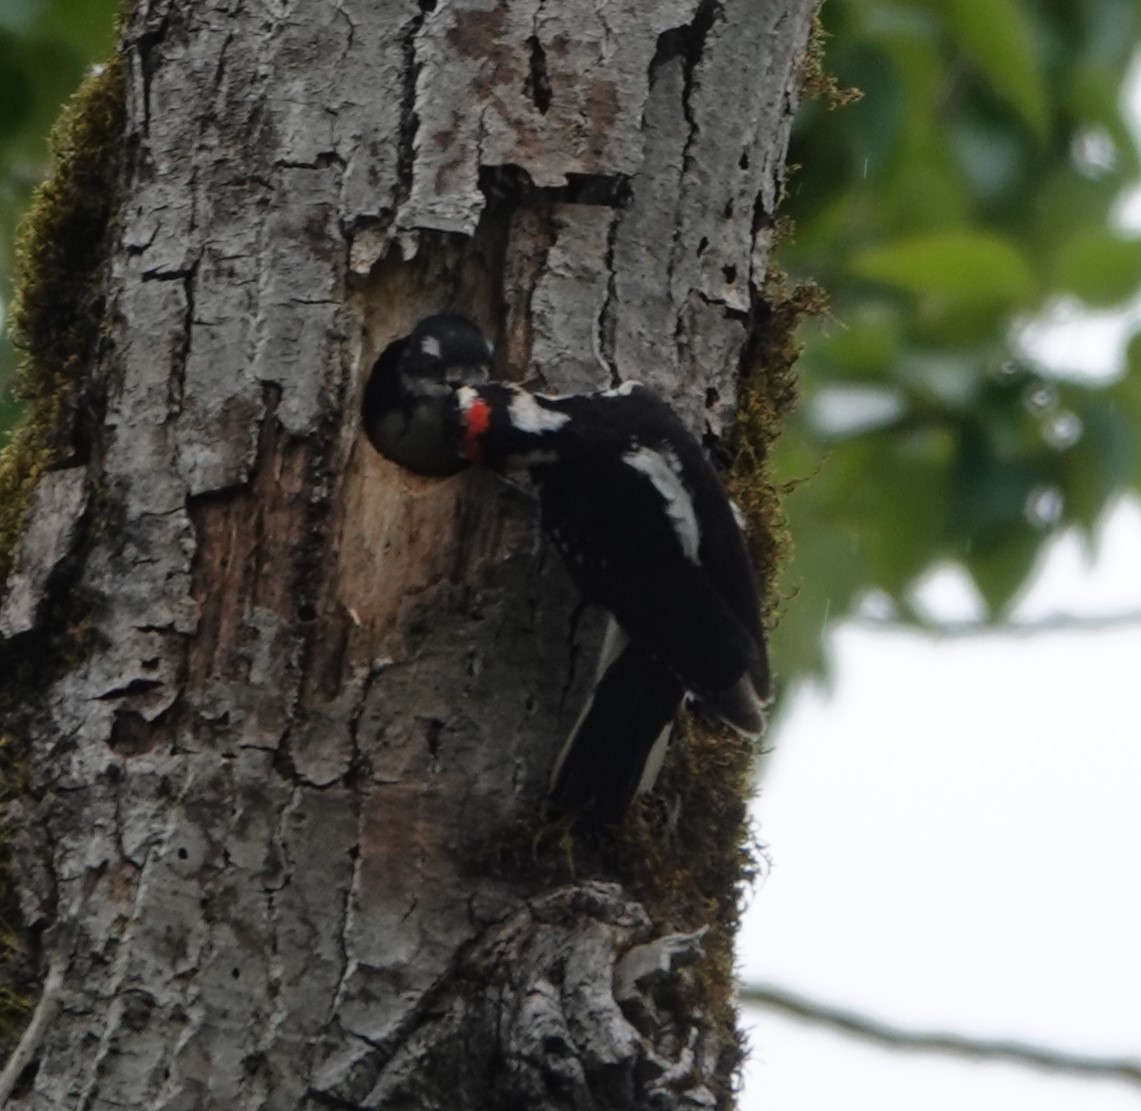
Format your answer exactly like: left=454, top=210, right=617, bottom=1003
left=535, top=390, right=767, bottom=726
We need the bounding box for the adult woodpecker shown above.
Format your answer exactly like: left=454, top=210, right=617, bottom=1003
left=361, top=315, right=770, bottom=820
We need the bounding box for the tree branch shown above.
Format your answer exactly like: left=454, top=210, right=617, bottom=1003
left=851, top=610, right=1141, bottom=640
left=740, top=983, right=1141, bottom=1087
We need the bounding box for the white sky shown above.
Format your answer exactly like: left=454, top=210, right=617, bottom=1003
left=739, top=48, right=1141, bottom=1111
left=739, top=501, right=1141, bottom=1108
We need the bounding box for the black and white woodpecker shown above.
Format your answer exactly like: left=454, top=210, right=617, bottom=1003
left=362, top=314, right=771, bottom=820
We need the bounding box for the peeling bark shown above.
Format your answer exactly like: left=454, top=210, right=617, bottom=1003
left=0, top=0, right=814, bottom=1106
left=0, top=467, right=88, bottom=640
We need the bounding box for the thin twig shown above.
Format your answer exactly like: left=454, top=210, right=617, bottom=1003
left=851, top=610, right=1141, bottom=640
left=740, top=983, right=1141, bottom=1087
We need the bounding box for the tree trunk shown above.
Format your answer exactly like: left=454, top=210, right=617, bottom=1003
left=0, top=0, right=814, bottom=1106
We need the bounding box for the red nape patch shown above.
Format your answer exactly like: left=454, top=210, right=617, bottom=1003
left=460, top=397, right=492, bottom=461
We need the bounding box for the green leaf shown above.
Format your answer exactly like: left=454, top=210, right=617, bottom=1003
left=0, top=32, right=35, bottom=142
left=853, top=432, right=952, bottom=592
left=40, top=0, right=120, bottom=60
left=1054, top=229, right=1141, bottom=307
left=1056, top=400, right=1133, bottom=530
left=1083, top=367, right=1141, bottom=494
left=869, top=144, right=973, bottom=235
left=944, top=0, right=1049, bottom=138
left=849, top=231, right=1034, bottom=304
left=1029, top=169, right=1124, bottom=265
left=946, top=112, right=1028, bottom=206
left=1114, top=332, right=1141, bottom=424
left=965, top=529, right=1044, bottom=615
left=947, top=414, right=1054, bottom=550
left=804, top=302, right=903, bottom=380
left=770, top=494, right=867, bottom=682
left=836, top=44, right=905, bottom=177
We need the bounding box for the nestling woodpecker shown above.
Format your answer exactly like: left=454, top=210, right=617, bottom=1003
left=361, top=313, right=494, bottom=475
left=361, top=314, right=770, bottom=819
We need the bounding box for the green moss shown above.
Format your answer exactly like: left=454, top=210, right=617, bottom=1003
left=0, top=56, right=125, bottom=592
left=799, top=7, right=863, bottom=109
left=728, top=273, right=827, bottom=629
left=0, top=53, right=125, bottom=1053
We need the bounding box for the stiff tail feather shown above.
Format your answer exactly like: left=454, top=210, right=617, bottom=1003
left=550, top=632, right=685, bottom=821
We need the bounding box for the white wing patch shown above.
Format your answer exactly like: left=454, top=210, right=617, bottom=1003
left=508, top=389, right=571, bottom=433
left=601, top=380, right=641, bottom=398
left=623, top=445, right=701, bottom=563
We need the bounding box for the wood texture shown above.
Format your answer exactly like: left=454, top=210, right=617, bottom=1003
left=1, top=0, right=815, bottom=1105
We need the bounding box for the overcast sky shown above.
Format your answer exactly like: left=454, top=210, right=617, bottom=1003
left=739, top=47, right=1141, bottom=1111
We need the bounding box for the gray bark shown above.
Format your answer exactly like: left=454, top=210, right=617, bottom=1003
left=0, top=0, right=813, bottom=1107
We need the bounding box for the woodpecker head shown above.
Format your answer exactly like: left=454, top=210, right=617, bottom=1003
left=361, top=314, right=493, bottom=476
left=399, top=314, right=494, bottom=392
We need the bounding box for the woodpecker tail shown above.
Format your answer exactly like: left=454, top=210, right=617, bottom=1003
left=550, top=631, right=685, bottom=822
left=698, top=670, right=767, bottom=737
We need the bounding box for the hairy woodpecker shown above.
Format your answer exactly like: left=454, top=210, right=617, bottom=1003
left=361, top=315, right=770, bottom=819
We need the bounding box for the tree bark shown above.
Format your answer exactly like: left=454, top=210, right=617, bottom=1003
left=0, top=0, right=814, bottom=1107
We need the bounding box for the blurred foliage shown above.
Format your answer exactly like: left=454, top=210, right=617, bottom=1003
left=773, top=0, right=1141, bottom=678
left=0, top=0, right=119, bottom=426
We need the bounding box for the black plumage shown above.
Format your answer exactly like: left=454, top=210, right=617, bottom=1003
left=457, top=381, right=770, bottom=817
left=361, top=314, right=492, bottom=476
left=360, top=314, right=770, bottom=820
